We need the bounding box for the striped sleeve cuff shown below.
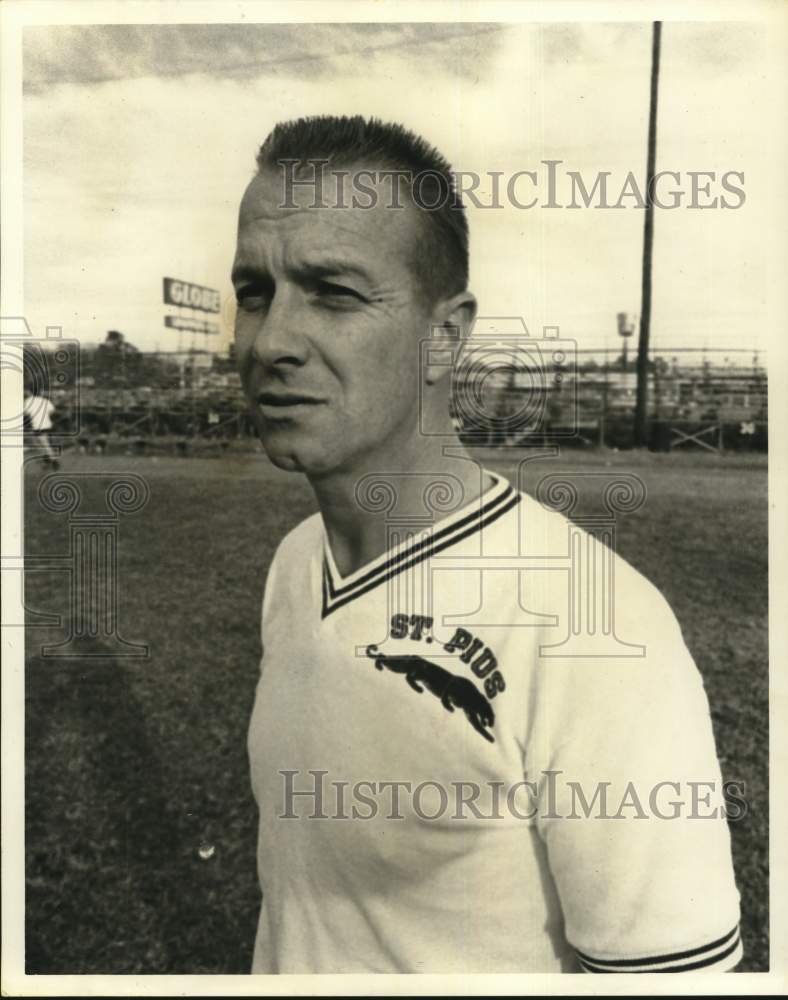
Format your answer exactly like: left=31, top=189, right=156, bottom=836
left=576, top=925, right=742, bottom=973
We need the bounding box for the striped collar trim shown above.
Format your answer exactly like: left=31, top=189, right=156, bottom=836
left=321, top=472, right=520, bottom=619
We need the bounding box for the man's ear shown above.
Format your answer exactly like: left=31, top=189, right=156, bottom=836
left=424, top=291, right=477, bottom=386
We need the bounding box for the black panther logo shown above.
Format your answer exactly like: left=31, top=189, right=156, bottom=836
left=365, top=644, right=495, bottom=743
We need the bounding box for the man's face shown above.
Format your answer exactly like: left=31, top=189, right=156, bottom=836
left=232, top=166, right=436, bottom=477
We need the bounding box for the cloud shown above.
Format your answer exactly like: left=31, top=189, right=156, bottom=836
left=23, top=23, right=506, bottom=92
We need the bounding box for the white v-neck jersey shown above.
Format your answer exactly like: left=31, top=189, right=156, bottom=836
left=248, top=471, right=741, bottom=974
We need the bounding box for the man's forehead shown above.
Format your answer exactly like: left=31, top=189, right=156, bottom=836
left=234, top=212, right=386, bottom=271
left=236, top=165, right=422, bottom=274
left=238, top=164, right=418, bottom=228
left=238, top=169, right=297, bottom=219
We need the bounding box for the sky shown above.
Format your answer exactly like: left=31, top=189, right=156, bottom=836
left=22, top=20, right=771, bottom=360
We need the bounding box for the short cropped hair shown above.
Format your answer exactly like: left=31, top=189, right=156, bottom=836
left=255, top=115, right=469, bottom=305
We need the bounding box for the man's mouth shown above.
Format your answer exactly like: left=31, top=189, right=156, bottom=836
left=256, top=391, right=324, bottom=410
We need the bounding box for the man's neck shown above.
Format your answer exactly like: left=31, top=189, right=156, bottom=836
left=309, top=445, right=494, bottom=578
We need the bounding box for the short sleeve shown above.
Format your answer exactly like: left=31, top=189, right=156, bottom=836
left=260, top=545, right=281, bottom=643
left=528, top=562, right=742, bottom=973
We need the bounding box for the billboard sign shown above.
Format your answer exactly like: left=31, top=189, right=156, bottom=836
left=164, top=315, right=220, bottom=335
left=163, top=278, right=221, bottom=313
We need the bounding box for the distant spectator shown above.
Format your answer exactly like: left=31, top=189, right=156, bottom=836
left=23, top=386, right=59, bottom=469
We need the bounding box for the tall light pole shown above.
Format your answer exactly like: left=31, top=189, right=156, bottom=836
left=634, top=21, right=662, bottom=447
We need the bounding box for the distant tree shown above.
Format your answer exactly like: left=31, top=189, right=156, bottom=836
left=93, top=330, right=145, bottom=387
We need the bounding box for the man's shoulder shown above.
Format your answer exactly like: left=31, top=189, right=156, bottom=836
left=261, top=512, right=322, bottom=623
left=497, top=481, right=684, bottom=659
left=507, top=483, right=700, bottom=708
left=270, top=511, right=323, bottom=568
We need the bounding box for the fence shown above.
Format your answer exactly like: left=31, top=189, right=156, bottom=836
left=43, top=349, right=768, bottom=453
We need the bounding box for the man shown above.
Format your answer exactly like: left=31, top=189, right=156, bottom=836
left=23, top=386, right=59, bottom=469
left=234, top=115, right=741, bottom=974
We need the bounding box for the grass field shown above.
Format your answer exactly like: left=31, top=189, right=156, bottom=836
left=24, top=446, right=769, bottom=973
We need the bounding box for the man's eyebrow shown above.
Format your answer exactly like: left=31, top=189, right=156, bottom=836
left=231, top=258, right=374, bottom=287
left=296, top=258, right=374, bottom=283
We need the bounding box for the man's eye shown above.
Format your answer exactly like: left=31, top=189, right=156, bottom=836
left=316, top=282, right=364, bottom=301
left=236, top=288, right=270, bottom=311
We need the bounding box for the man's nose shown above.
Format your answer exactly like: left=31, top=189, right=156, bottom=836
left=250, top=292, right=309, bottom=368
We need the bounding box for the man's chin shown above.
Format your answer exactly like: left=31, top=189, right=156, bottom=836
left=259, top=433, right=333, bottom=476
left=265, top=450, right=308, bottom=473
